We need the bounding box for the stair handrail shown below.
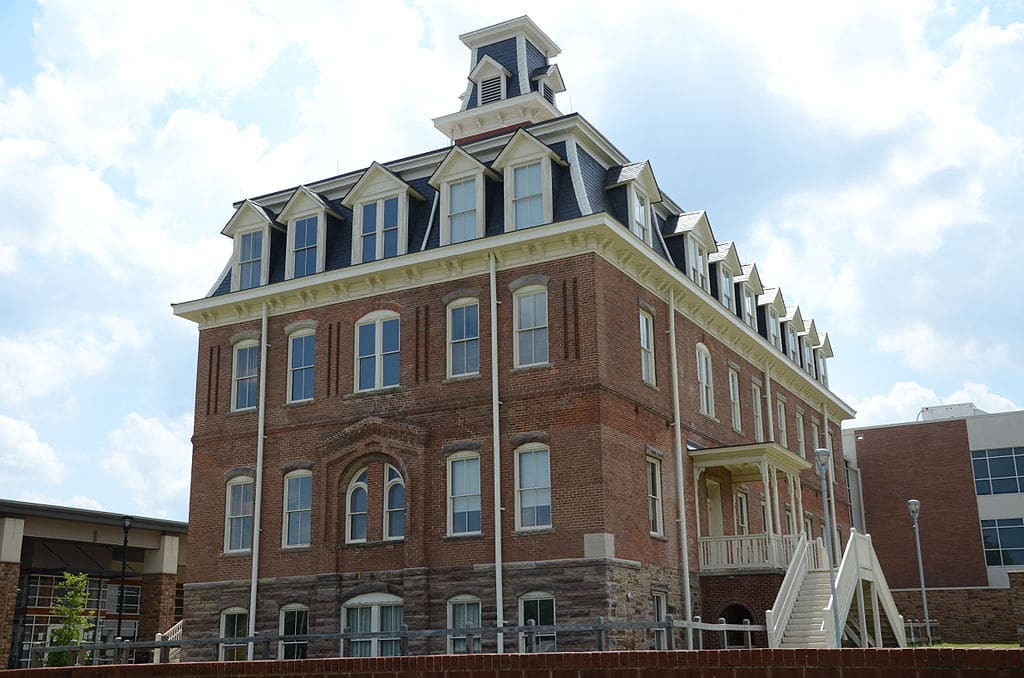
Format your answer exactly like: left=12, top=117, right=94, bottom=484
left=863, top=533, right=908, bottom=647
left=765, top=531, right=810, bottom=648
left=160, top=619, right=184, bottom=642
left=822, top=528, right=862, bottom=646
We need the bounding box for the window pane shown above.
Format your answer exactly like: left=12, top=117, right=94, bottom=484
left=382, top=319, right=400, bottom=353
left=451, top=306, right=465, bottom=341
left=362, top=204, right=376, bottom=234
left=358, top=357, right=375, bottom=390
left=991, top=478, right=1018, bottom=494
left=383, top=198, right=399, bottom=228
left=975, top=479, right=992, bottom=495
left=465, top=339, right=479, bottom=373
left=382, top=354, right=400, bottom=387
left=989, top=456, right=1016, bottom=477
left=533, top=327, right=548, bottom=364
left=380, top=605, right=403, bottom=633
left=358, top=323, right=375, bottom=357
left=287, top=475, right=312, bottom=511
left=350, top=486, right=367, bottom=513
left=972, top=459, right=989, bottom=479
left=362, top=234, right=376, bottom=262
left=383, top=229, right=398, bottom=258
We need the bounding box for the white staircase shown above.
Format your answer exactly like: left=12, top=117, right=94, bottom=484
left=780, top=571, right=831, bottom=647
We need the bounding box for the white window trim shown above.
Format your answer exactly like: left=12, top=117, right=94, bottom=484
left=513, top=284, right=549, bottom=368
left=768, top=308, right=781, bottom=350
left=282, top=469, right=312, bottom=548
left=446, top=594, right=482, bottom=653
left=640, top=310, right=656, bottom=386
left=647, top=456, right=664, bottom=536
left=514, top=443, right=552, bottom=531
left=224, top=475, right=254, bottom=553
left=721, top=269, right=734, bottom=312
left=518, top=591, right=556, bottom=652
left=286, top=329, right=316, bottom=403
left=345, top=468, right=369, bottom=544
left=735, top=491, right=749, bottom=535
left=818, top=352, right=829, bottom=387
left=752, top=383, right=764, bottom=443
left=728, top=368, right=741, bottom=432
left=341, top=592, right=404, bottom=658
left=354, top=310, right=401, bottom=392
left=795, top=413, right=806, bottom=458
left=742, top=285, right=757, bottom=329
left=628, top=185, right=652, bottom=246
left=787, top=326, right=799, bottom=363
left=219, top=607, right=248, bottom=661
left=278, top=603, right=309, bottom=659
left=696, top=343, right=715, bottom=418
left=350, top=192, right=409, bottom=265
left=284, top=210, right=327, bottom=280
left=447, top=298, right=481, bottom=379
left=383, top=464, right=405, bottom=541
left=231, top=339, right=259, bottom=412
left=687, top=235, right=709, bottom=291
left=810, top=421, right=821, bottom=451
left=232, top=227, right=270, bottom=292
left=651, top=591, right=668, bottom=650
left=440, top=173, right=486, bottom=245
left=447, top=452, right=482, bottom=536
left=502, top=158, right=553, bottom=232
left=777, top=400, right=788, bottom=449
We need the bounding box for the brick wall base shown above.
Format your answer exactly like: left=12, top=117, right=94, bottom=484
left=699, top=571, right=784, bottom=648
left=139, top=574, right=179, bottom=647
left=891, top=586, right=1019, bottom=643
left=2, top=648, right=1024, bottom=677
left=1, top=561, right=20, bottom=669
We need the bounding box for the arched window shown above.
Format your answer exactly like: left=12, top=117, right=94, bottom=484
left=384, top=464, right=405, bottom=540
left=287, top=327, right=316, bottom=403
left=447, top=594, right=481, bottom=653
left=219, top=607, right=248, bottom=661
left=513, top=284, right=548, bottom=368
left=515, top=444, right=551, bottom=530
left=447, top=298, right=480, bottom=378
left=696, top=343, right=714, bottom=417
left=355, top=311, right=400, bottom=392
left=232, top=339, right=259, bottom=411
left=518, top=591, right=555, bottom=651
left=279, top=603, right=309, bottom=659
left=346, top=468, right=369, bottom=543
left=283, top=469, right=312, bottom=547
left=342, top=593, right=404, bottom=657
left=225, top=476, right=254, bottom=553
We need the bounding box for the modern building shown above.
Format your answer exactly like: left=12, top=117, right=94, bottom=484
left=847, top=404, right=1024, bottom=644
left=0, top=499, right=186, bottom=668
left=172, top=16, right=901, bottom=658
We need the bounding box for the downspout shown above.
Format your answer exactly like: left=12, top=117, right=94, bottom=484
left=823, top=403, right=841, bottom=557
left=246, top=302, right=269, bottom=660
left=489, top=253, right=505, bottom=652
left=668, top=293, right=693, bottom=647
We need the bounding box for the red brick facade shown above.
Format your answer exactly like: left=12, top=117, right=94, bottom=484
left=139, top=574, right=179, bottom=646
left=0, top=562, right=19, bottom=668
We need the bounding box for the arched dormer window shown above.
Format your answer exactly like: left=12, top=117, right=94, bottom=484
left=384, top=464, right=405, bottom=540
left=346, top=468, right=369, bottom=543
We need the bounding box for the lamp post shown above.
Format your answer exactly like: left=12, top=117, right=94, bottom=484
left=814, top=448, right=842, bottom=647
left=116, top=516, right=134, bottom=644
left=906, top=499, right=932, bottom=645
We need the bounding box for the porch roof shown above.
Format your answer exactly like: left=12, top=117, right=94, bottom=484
left=690, top=441, right=811, bottom=481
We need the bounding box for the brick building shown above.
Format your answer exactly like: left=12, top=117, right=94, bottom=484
left=173, top=17, right=877, bottom=658
left=848, top=404, right=1024, bottom=643
left=0, top=499, right=186, bottom=668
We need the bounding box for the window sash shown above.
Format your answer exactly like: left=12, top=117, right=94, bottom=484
left=360, top=197, right=400, bottom=262
left=449, top=600, right=482, bottom=653
left=736, top=492, right=749, bottom=534
left=518, top=449, right=551, bottom=529
left=449, top=178, right=477, bottom=243
left=513, top=163, right=543, bottom=229
left=289, top=334, right=315, bottom=401
left=285, top=474, right=312, bottom=546
left=239, top=231, right=262, bottom=290
left=515, top=290, right=548, bottom=367
left=348, top=472, right=368, bottom=542
left=449, top=457, right=481, bottom=534
left=640, top=312, right=655, bottom=384
left=281, top=608, right=308, bottom=659
left=293, top=216, right=318, bottom=278
left=357, top=318, right=400, bottom=391
left=449, top=303, right=480, bottom=377
left=632, top=191, right=649, bottom=242
left=752, top=385, right=764, bottom=443
left=777, top=402, right=788, bottom=448
left=520, top=597, right=556, bottom=650
left=795, top=415, right=806, bottom=457
left=227, top=481, right=254, bottom=551
left=233, top=345, right=259, bottom=410
left=385, top=473, right=406, bottom=539
left=652, top=592, right=668, bottom=650
left=697, top=349, right=713, bottom=416
left=647, top=459, right=663, bottom=535
left=728, top=369, right=741, bottom=430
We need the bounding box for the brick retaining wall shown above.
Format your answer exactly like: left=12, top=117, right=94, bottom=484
left=891, top=588, right=1017, bottom=643
left=2, top=649, right=1023, bottom=677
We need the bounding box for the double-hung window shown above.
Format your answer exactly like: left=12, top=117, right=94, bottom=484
left=752, top=384, right=764, bottom=443
left=721, top=269, right=734, bottom=311
left=225, top=476, right=254, bottom=552
left=795, top=413, right=806, bottom=457
left=647, top=457, right=663, bottom=536
left=735, top=492, right=749, bottom=534
left=777, top=401, right=788, bottom=448
left=448, top=300, right=480, bottom=377
left=448, top=454, right=481, bottom=535
left=279, top=604, right=308, bottom=659
left=696, top=344, right=714, bottom=417
left=514, top=287, right=548, bottom=367
left=631, top=189, right=650, bottom=243
left=652, top=592, right=668, bottom=650
left=292, top=216, right=318, bottom=278
left=768, top=308, right=781, bottom=349
left=384, top=465, right=405, bottom=540
left=449, top=178, right=477, bottom=243
left=448, top=595, right=482, bottom=653
left=811, top=421, right=820, bottom=450
left=688, top=237, right=708, bottom=290
left=344, top=594, right=404, bottom=657
left=288, top=332, right=315, bottom=402
left=356, top=313, right=400, bottom=391
left=232, top=341, right=259, bottom=411
left=743, top=286, right=757, bottom=328
left=220, top=608, right=248, bottom=661
left=787, top=326, right=799, bottom=362
left=516, top=445, right=551, bottom=530
left=283, top=471, right=312, bottom=547
left=519, top=593, right=555, bottom=651
left=238, top=231, right=262, bottom=290
left=513, top=162, right=543, bottom=229
left=346, top=469, right=369, bottom=543
left=803, top=339, right=814, bottom=374
left=728, top=368, right=741, bottom=431
left=360, top=197, right=400, bottom=262
left=639, top=311, right=655, bottom=385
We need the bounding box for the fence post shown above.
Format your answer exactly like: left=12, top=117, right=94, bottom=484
left=719, top=618, right=727, bottom=649
left=113, top=636, right=122, bottom=664
left=743, top=619, right=752, bottom=649
left=123, top=638, right=132, bottom=664
left=29, top=643, right=42, bottom=668
left=153, top=632, right=163, bottom=664
left=908, top=620, right=916, bottom=645
left=401, top=623, right=410, bottom=656
left=341, top=626, right=350, bottom=657
left=596, top=616, right=607, bottom=651
left=665, top=614, right=675, bottom=650
left=694, top=616, right=703, bottom=650
left=525, top=619, right=536, bottom=653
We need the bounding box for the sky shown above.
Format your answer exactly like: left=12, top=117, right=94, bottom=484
left=1, top=1, right=1022, bottom=522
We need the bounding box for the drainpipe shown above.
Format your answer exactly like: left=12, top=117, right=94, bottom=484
left=822, top=403, right=841, bottom=557
left=668, top=293, right=693, bottom=647
left=247, top=302, right=269, bottom=660
left=489, top=253, right=505, bottom=652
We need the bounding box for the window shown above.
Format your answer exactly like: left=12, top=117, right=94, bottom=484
left=292, top=216, right=318, bottom=278
left=344, top=593, right=404, bottom=657
left=768, top=308, right=781, bottom=349
left=804, top=516, right=814, bottom=538
left=777, top=401, right=787, bottom=449
left=519, top=593, right=555, bottom=651
left=810, top=421, right=820, bottom=451
left=647, top=457, right=663, bottom=536
left=728, top=368, right=741, bottom=431
left=818, top=353, right=829, bottom=387
left=803, top=340, right=814, bottom=375
left=448, top=178, right=478, bottom=244
left=795, top=413, right=806, bottom=458
left=696, top=344, right=714, bottom=417
left=687, top=236, right=708, bottom=290
left=786, top=508, right=795, bottom=535
left=105, top=584, right=141, bottom=615
left=283, top=470, right=312, bottom=547
left=516, top=445, right=552, bottom=530
left=826, top=431, right=836, bottom=481
left=972, top=448, right=1024, bottom=495
left=346, top=469, right=369, bottom=543
left=225, top=476, right=254, bottom=552
left=360, top=196, right=400, bottom=263
left=384, top=464, right=405, bottom=540
left=513, top=162, right=544, bottom=229
left=288, top=331, right=315, bottom=402
left=232, top=341, right=259, bottom=411
left=752, top=384, right=764, bottom=443
left=448, top=454, right=481, bottom=535
left=631, top=188, right=650, bottom=244
left=721, top=269, right=734, bottom=312
left=651, top=592, right=668, bottom=650
left=981, top=518, right=1024, bottom=566
left=760, top=500, right=768, bottom=532
left=787, top=325, right=798, bottom=362
left=735, top=492, right=749, bottom=535
left=279, top=604, right=309, bottom=659
left=238, top=231, right=263, bottom=291
left=447, top=595, right=482, bottom=653
left=220, top=608, right=248, bottom=661
left=448, top=300, right=480, bottom=377
left=639, top=311, right=656, bottom=385
left=514, top=287, right=548, bottom=367
left=356, top=312, right=400, bottom=391
left=742, top=285, right=757, bottom=329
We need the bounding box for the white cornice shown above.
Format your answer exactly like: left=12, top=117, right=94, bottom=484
left=432, top=92, right=561, bottom=141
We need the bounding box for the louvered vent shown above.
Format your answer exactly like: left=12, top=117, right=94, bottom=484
left=480, top=76, right=502, bottom=104
left=543, top=83, right=555, bottom=105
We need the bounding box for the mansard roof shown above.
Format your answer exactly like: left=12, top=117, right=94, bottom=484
left=460, top=16, right=560, bottom=57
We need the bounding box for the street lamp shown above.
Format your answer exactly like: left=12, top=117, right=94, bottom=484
left=906, top=499, right=932, bottom=645
left=814, top=448, right=842, bottom=647
left=116, top=516, right=134, bottom=645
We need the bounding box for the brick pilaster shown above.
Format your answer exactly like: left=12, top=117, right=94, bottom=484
left=0, top=561, right=20, bottom=669
left=138, top=573, right=178, bottom=643
left=1009, top=571, right=1024, bottom=647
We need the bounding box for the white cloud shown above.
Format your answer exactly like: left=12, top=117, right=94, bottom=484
left=0, top=244, right=16, bottom=274
left=98, top=412, right=192, bottom=518
left=13, top=492, right=104, bottom=512
left=0, top=415, right=66, bottom=488
left=944, top=382, right=1018, bottom=414
left=875, top=322, right=1010, bottom=374
left=844, top=380, right=1018, bottom=427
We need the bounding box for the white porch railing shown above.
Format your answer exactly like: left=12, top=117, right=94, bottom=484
left=765, top=534, right=828, bottom=647
left=152, top=619, right=183, bottom=663
left=699, top=532, right=805, bottom=571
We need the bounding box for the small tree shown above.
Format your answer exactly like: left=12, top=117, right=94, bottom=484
left=45, top=572, right=93, bottom=667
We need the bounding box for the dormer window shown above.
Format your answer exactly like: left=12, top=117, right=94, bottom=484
left=629, top=188, right=650, bottom=245
left=742, top=285, right=756, bottom=329
left=430, top=146, right=495, bottom=246
left=279, top=186, right=334, bottom=281
left=768, top=308, right=781, bottom=349
left=343, top=162, right=424, bottom=266
left=479, top=76, right=503, bottom=105
left=238, top=231, right=263, bottom=290
left=787, top=325, right=799, bottom=362
left=469, top=55, right=512, bottom=108
left=361, top=197, right=400, bottom=262
left=513, top=162, right=543, bottom=229
left=721, top=269, right=734, bottom=312
left=494, top=129, right=564, bottom=233
left=817, top=353, right=829, bottom=387
left=687, top=236, right=708, bottom=291
left=802, top=339, right=814, bottom=374
left=449, top=178, right=477, bottom=243
left=292, top=216, right=318, bottom=278
left=224, top=199, right=278, bottom=293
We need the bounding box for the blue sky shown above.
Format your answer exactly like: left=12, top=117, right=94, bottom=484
left=1, top=1, right=1022, bottom=521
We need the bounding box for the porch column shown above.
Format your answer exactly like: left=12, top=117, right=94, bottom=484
left=794, top=475, right=804, bottom=532
left=759, top=461, right=774, bottom=538
left=784, top=473, right=794, bottom=534
left=693, top=468, right=704, bottom=551
left=770, top=466, right=783, bottom=539
left=1, top=517, right=25, bottom=664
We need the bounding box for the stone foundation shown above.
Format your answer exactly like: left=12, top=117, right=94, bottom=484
left=891, top=578, right=1024, bottom=644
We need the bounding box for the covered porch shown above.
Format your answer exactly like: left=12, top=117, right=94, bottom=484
left=691, top=442, right=812, bottom=572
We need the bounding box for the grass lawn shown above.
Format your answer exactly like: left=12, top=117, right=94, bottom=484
left=929, top=642, right=1020, bottom=648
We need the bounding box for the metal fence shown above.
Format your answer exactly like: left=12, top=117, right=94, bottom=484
left=904, top=619, right=940, bottom=646
left=27, top=615, right=765, bottom=667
